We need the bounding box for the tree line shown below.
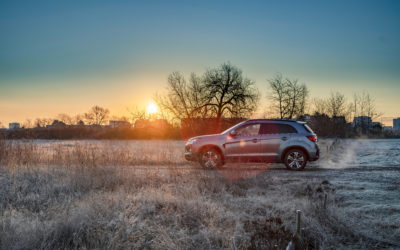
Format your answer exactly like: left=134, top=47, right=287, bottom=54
left=14, top=106, right=116, bottom=128
left=155, top=62, right=381, bottom=125
left=2, top=62, right=391, bottom=139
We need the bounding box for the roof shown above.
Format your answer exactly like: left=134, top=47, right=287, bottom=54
left=246, top=119, right=300, bottom=123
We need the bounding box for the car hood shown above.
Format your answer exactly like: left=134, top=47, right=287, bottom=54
left=190, top=134, right=221, bottom=141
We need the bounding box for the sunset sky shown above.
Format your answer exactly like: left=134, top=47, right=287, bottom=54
left=1, top=0, right=399, bottom=126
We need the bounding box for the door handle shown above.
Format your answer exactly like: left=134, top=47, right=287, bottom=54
left=252, top=138, right=258, bottom=143
left=281, top=137, right=288, bottom=141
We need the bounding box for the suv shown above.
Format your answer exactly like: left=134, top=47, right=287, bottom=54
left=185, top=119, right=319, bottom=170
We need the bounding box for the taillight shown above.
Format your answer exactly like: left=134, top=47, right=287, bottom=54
left=306, top=136, right=317, bottom=142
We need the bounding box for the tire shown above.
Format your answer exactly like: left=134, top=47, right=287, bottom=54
left=200, top=148, right=223, bottom=169
left=284, top=149, right=307, bottom=171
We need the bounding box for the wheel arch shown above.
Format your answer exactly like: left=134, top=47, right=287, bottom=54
left=281, top=146, right=309, bottom=162
left=199, top=144, right=225, bottom=162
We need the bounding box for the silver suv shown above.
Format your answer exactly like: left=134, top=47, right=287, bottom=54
left=185, top=119, right=319, bottom=170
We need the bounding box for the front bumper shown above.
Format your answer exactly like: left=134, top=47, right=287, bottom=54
left=185, top=151, right=200, bottom=161
left=185, top=145, right=200, bottom=161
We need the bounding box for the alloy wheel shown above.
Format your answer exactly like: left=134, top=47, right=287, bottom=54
left=201, top=149, right=221, bottom=169
left=286, top=150, right=306, bottom=170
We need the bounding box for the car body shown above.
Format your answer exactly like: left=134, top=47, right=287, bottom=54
left=185, top=119, right=319, bottom=170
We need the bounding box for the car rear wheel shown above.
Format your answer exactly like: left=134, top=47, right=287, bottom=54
left=200, top=148, right=223, bottom=169
left=284, top=149, right=307, bottom=170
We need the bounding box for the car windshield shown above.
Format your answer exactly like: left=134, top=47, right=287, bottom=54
left=220, top=121, right=247, bottom=134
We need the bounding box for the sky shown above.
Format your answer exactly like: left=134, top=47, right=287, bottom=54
left=1, top=0, right=399, bottom=126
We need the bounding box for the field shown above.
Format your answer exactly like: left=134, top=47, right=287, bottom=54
left=0, top=139, right=399, bottom=249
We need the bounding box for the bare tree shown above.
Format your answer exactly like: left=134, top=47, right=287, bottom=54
left=127, top=106, right=149, bottom=125
left=327, top=91, right=346, bottom=118
left=34, top=118, right=42, bottom=128
left=287, top=79, right=308, bottom=119
left=311, top=97, right=328, bottom=115
left=84, top=106, right=110, bottom=125
left=34, top=118, right=52, bottom=128
left=268, top=74, right=288, bottom=119
left=268, top=74, right=308, bottom=119
left=364, top=92, right=381, bottom=121
left=345, top=102, right=355, bottom=123
left=22, top=119, right=33, bottom=128
left=72, top=114, right=84, bottom=125
left=352, top=91, right=382, bottom=125
left=57, top=113, right=74, bottom=125
left=203, top=63, right=259, bottom=119
left=155, top=71, right=211, bottom=122
left=157, top=63, right=260, bottom=121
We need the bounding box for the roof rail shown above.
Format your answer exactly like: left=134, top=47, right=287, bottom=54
left=247, top=119, right=298, bottom=122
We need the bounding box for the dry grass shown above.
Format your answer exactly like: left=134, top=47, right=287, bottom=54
left=0, top=139, right=397, bottom=249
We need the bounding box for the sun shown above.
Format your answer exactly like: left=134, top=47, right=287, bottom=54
left=146, top=102, right=158, bottom=114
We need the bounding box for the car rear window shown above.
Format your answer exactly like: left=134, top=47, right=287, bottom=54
left=278, top=124, right=297, bottom=133
left=261, top=124, right=297, bottom=134
left=303, top=124, right=314, bottom=133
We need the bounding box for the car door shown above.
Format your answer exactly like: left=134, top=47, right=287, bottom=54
left=225, top=123, right=262, bottom=159
left=259, top=123, right=281, bottom=160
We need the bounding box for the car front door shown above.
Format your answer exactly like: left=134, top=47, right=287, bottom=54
left=225, top=123, right=262, bottom=159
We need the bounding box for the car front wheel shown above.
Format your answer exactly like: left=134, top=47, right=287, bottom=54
left=284, top=149, right=307, bottom=170
left=200, top=148, right=223, bottom=169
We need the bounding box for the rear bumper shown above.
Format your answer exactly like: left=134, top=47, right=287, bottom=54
left=309, top=145, right=320, bottom=161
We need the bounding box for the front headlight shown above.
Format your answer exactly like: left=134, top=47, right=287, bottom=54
left=186, top=138, right=199, bottom=145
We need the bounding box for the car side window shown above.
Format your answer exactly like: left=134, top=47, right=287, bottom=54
left=260, top=124, right=279, bottom=134
left=236, top=124, right=260, bottom=136
left=278, top=124, right=297, bottom=133
left=261, top=124, right=297, bottom=134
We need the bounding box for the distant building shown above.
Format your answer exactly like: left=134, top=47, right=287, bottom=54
left=383, top=126, right=393, bottom=131
left=9, top=123, right=20, bottom=130
left=352, top=116, right=372, bottom=128
left=109, top=120, right=132, bottom=128
left=393, top=118, right=400, bottom=131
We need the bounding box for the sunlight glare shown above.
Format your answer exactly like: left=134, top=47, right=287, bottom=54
left=147, top=103, right=158, bottom=114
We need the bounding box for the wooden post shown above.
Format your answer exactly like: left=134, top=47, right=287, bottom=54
left=296, top=210, right=301, bottom=235
left=323, top=193, right=328, bottom=209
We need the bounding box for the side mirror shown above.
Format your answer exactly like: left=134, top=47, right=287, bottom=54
left=229, top=130, right=238, bottom=137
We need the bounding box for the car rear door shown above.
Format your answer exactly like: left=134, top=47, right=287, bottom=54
left=260, top=123, right=299, bottom=160
left=259, top=123, right=281, bottom=160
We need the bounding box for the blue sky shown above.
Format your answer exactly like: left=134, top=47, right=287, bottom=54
left=1, top=0, right=399, bottom=125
